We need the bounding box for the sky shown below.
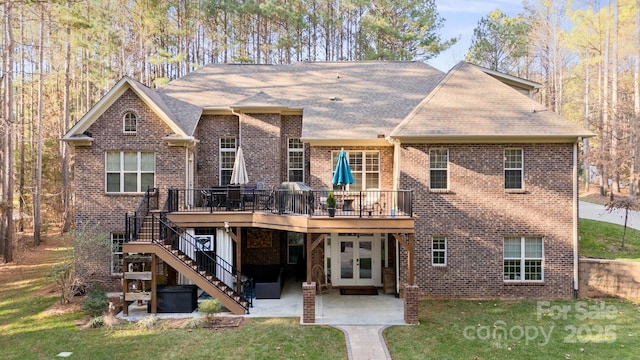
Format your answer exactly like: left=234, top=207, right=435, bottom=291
left=429, top=0, right=525, bottom=72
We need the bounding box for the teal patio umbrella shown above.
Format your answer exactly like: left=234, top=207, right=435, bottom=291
left=332, top=148, right=354, bottom=188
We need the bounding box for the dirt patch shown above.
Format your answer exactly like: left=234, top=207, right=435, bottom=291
left=202, top=316, right=244, bottom=329
left=43, top=295, right=85, bottom=316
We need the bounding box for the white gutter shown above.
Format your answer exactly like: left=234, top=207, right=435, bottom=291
left=573, top=141, right=579, bottom=297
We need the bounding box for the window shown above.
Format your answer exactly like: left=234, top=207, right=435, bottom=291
left=111, top=233, right=125, bottom=275
left=288, top=232, right=304, bottom=264
left=288, top=138, right=304, bottom=182
left=332, top=150, right=380, bottom=190
left=123, top=112, right=137, bottom=133
left=432, top=236, right=447, bottom=266
left=106, top=151, right=155, bottom=193
left=429, top=149, right=448, bottom=190
left=504, top=149, right=523, bottom=189
left=220, top=138, right=236, bottom=186
left=503, top=237, right=543, bottom=281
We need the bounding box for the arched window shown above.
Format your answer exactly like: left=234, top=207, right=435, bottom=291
left=123, top=112, right=137, bottom=133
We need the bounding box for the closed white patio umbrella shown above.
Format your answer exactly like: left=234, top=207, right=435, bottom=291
left=230, top=147, right=249, bottom=185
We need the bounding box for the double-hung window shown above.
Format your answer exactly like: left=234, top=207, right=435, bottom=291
left=111, top=233, right=125, bottom=275
left=432, top=236, right=447, bottom=266
left=504, top=149, right=523, bottom=190
left=220, top=138, right=236, bottom=186
left=106, top=151, right=155, bottom=193
left=333, top=150, right=380, bottom=190
left=503, top=237, right=543, bottom=281
left=429, top=149, right=448, bottom=190
left=288, top=138, right=304, bottom=182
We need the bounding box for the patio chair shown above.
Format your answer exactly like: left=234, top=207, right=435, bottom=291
left=318, top=187, right=329, bottom=211
left=227, top=185, right=242, bottom=210
left=258, top=185, right=275, bottom=210
left=361, top=189, right=383, bottom=216
left=312, top=264, right=332, bottom=295
left=242, top=183, right=257, bottom=207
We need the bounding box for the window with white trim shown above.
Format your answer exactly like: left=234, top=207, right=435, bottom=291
left=106, top=151, right=155, bottom=193
left=504, top=149, right=523, bottom=189
left=432, top=236, right=446, bottom=266
left=287, top=232, right=304, bottom=264
left=429, top=149, right=448, bottom=190
left=123, top=112, right=137, bottom=133
left=111, top=233, right=125, bottom=275
left=220, top=138, right=236, bottom=186
left=503, top=237, right=543, bottom=281
left=288, top=138, right=304, bottom=182
left=332, top=150, right=380, bottom=190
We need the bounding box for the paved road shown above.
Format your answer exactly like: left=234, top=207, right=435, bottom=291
left=579, top=201, right=640, bottom=230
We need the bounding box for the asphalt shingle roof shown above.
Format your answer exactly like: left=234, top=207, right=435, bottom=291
left=391, top=62, right=592, bottom=140
left=157, top=61, right=446, bottom=140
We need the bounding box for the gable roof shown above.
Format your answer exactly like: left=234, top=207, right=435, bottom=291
left=62, top=77, right=201, bottom=141
left=390, top=62, right=593, bottom=143
left=158, top=61, right=445, bottom=142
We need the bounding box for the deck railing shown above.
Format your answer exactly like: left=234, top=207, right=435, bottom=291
left=166, top=188, right=412, bottom=218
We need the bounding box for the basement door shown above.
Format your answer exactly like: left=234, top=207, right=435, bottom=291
left=327, top=233, right=383, bottom=287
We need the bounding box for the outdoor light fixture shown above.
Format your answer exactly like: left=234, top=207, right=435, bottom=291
left=224, top=221, right=230, bottom=233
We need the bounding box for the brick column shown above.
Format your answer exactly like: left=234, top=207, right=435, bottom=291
left=403, top=284, right=419, bottom=325
left=302, top=282, right=316, bottom=324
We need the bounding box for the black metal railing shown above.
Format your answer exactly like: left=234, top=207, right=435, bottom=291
left=125, top=212, right=252, bottom=309
left=166, top=188, right=412, bottom=218
left=125, top=187, right=159, bottom=241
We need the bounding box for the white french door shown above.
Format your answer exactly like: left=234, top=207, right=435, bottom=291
left=328, top=234, right=382, bottom=286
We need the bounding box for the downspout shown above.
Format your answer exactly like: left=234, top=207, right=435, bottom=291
left=389, top=136, right=401, bottom=294
left=231, top=108, right=242, bottom=147
left=573, top=141, right=579, bottom=298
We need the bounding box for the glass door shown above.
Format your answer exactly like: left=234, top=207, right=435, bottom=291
left=336, top=236, right=376, bottom=286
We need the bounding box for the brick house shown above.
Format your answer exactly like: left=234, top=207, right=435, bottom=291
left=62, top=61, right=592, bottom=322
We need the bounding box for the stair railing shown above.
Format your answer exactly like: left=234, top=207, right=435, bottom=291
left=127, top=212, right=251, bottom=310
left=125, top=187, right=159, bottom=242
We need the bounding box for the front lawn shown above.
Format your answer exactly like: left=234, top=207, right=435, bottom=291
left=385, top=299, right=640, bottom=360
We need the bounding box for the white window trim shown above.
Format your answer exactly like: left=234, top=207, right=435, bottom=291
left=503, top=236, right=544, bottom=282
left=504, top=148, right=524, bottom=190
left=111, top=233, right=125, bottom=275
left=219, top=137, right=236, bottom=186
left=105, top=151, right=155, bottom=193
left=429, top=148, right=449, bottom=191
left=123, top=112, right=138, bottom=134
left=288, top=138, right=304, bottom=182
left=332, top=150, right=380, bottom=190
left=432, top=236, right=447, bottom=266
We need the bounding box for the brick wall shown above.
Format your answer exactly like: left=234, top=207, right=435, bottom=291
left=195, top=114, right=303, bottom=189
left=74, top=89, right=186, bottom=290
left=399, top=143, right=576, bottom=299
left=194, top=114, right=238, bottom=187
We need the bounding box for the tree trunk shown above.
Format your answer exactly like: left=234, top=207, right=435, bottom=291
left=61, top=10, right=72, bottom=233
left=33, top=6, right=44, bottom=246
left=2, top=0, right=15, bottom=262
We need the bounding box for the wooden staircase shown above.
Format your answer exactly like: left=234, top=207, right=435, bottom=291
left=124, top=214, right=250, bottom=315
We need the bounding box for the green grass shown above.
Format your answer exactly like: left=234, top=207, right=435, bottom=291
left=579, top=219, right=640, bottom=260
left=0, top=239, right=346, bottom=360
left=385, top=299, right=640, bottom=360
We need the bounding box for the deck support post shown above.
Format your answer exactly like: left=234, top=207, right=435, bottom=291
left=302, top=282, right=316, bottom=323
